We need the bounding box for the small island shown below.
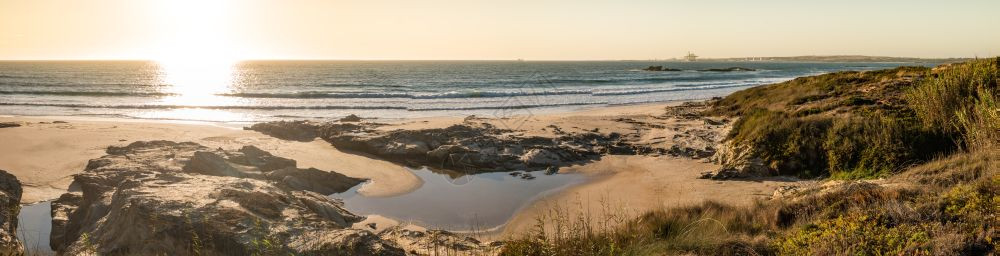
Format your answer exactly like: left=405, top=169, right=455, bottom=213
left=642, top=65, right=682, bottom=71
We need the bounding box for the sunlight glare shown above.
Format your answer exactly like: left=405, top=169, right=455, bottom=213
left=150, top=0, right=245, bottom=121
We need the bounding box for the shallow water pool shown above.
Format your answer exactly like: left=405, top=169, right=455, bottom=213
left=331, top=167, right=586, bottom=231
left=18, top=201, right=54, bottom=255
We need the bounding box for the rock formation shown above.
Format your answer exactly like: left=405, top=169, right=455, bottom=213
left=0, top=122, right=20, bottom=128
left=248, top=121, right=667, bottom=173
left=378, top=226, right=502, bottom=255
left=340, top=114, right=363, bottom=122
left=0, top=170, right=23, bottom=255
left=702, top=141, right=772, bottom=179
left=50, top=141, right=420, bottom=255
left=642, top=66, right=681, bottom=71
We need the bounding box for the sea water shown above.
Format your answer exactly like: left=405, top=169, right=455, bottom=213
left=0, top=60, right=935, bottom=123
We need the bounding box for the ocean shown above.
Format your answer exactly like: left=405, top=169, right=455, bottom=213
left=0, top=60, right=937, bottom=123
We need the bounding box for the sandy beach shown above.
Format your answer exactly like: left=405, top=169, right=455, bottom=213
left=0, top=102, right=806, bottom=239
left=0, top=116, right=422, bottom=204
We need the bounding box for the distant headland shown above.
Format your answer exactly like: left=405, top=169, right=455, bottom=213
left=704, top=55, right=970, bottom=63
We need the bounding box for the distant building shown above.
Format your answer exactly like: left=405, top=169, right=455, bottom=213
left=684, top=52, right=698, bottom=61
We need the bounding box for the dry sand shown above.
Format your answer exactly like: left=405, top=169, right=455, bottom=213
left=497, top=156, right=811, bottom=237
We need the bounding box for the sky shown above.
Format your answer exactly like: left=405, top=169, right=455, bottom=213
left=0, top=0, right=998, bottom=61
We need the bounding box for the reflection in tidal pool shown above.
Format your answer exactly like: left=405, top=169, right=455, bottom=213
left=331, top=167, right=586, bottom=231
left=18, top=201, right=53, bottom=255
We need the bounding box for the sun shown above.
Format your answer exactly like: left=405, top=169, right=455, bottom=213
left=143, top=0, right=249, bottom=122
left=149, top=0, right=239, bottom=67
left=149, top=0, right=240, bottom=98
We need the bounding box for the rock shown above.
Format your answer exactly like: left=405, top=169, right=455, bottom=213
left=462, top=115, right=478, bottom=123
left=377, top=226, right=498, bottom=255
left=520, top=173, right=536, bottom=180
left=698, top=171, right=714, bottom=179
left=0, top=170, right=23, bottom=255
left=245, top=120, right=319, bottom=142
left=642, top=66, right=681, bottom=71
left=771, top=185, right=802, bottom=199
left=248, top=116, right=716, bottom=173
left=340, top=114, right=362, bottom=122
left=704, top=141, right=772, bottom=179
left=0, top=122, right=20, bottom=128
left=52, top=121, right=68, bottom=124
left=267, top=167, right=364, bottom=195
left=229, top=145, right=297, bottom=172
left=704, top=118, right=726, bottom=126
left=49, top=141, right=409, bottom=255
left=184, top=151, right=263, bottom=178
left=544, top=166, right=558, bottom=175
left=520, top=149, right=562, bottom=167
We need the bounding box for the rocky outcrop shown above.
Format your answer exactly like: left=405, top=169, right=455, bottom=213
left=0, top=170, right=23, bottom=255
left=642, top=66, right=681, bottom=71
left=378, top=227, right=502, bottom=255
left=244, top=120, right=320, bottom=142
left=0, top=122, right=20, bottom=128
left=340, top=114, right=363, bottom=122
left=248, top=122, right=665, bottom=173
left=48, top=141, right=405, bottom=255
left=701, top=141, right=772, bottom=179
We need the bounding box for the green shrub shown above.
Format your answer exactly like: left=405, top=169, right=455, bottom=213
left=823, top=113, right=948, bottom=179
left=727, top=109, right=832, bottom=177
left=956, top=87, right=1000, bottom=151
left=776, top=213, right=933, bottom=255
left=906, top=58, right=999, bottom=149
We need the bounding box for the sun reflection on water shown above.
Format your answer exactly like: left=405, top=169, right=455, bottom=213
left=143, top=60, right=252, bottom=122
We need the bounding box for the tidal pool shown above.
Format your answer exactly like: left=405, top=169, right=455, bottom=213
left=18, top=201, right=54, bottom=255
left=331, top=167, right=586, bottom=231
left=14, top=168, right=584, bottom=254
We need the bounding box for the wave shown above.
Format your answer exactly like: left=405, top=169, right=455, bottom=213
left=220, top=92, right=413, bottom=99
left=0, top=81, right=166, bottom=87
left=225, top=89, right=593, bottom=99
left=409, top=102, right=603, bottom=111
left=0, top=101, right=602, bottom=112
left=0, top=90, right=176, bottom=97
left=0, top=102, right=407, bottom=110
left=0, top=75, right=34, bottom=79
left=592, top=84, right=751, bottom=96
left=0, top=79, right=784, bottom=100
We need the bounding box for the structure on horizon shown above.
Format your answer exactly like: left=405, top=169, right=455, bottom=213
left=684, top=52, right=698, bottom=61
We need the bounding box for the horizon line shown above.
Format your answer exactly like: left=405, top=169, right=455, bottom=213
left=0, top=55, right=979, bottom=62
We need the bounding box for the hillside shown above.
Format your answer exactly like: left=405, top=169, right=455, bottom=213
left=501, top=58, right=999, bottom=255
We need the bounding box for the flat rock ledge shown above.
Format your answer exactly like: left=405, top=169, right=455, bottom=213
left=49, top=140, right=491, bottom=255
left=247, top=121, right=668, bottom=174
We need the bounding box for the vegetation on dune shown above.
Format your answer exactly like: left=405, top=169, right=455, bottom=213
left=711, top=58, right=998, bottom=179
left=502, top=150, right=999, bottom=255
left=502, top=58, right=1000, bottom=255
